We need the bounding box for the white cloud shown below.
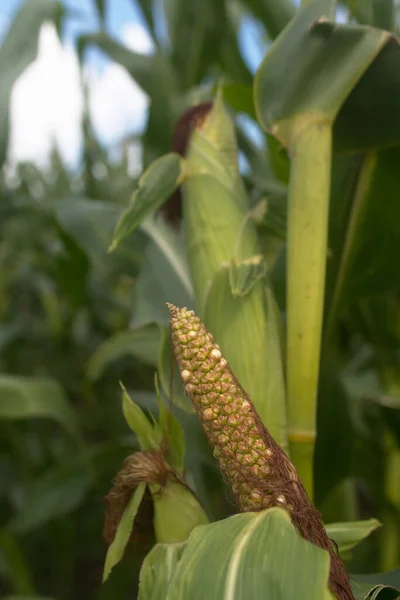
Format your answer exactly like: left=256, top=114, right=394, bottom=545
left=8, top=21, right=152, bottom=167
left=86, top=61, right=148, bottom=146
left=8, top=24, right=83, bottom=166
left=120, top=22, right=155, bottom=54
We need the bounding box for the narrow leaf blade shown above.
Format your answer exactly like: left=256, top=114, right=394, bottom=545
left=110, top=154, right=183, bottom=251
left=102, top=482, right=146, bottom=582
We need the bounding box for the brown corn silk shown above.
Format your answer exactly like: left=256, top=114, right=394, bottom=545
left=168, top=303, right=354, bottom=600
left=103, top=449, right=169, bottom=545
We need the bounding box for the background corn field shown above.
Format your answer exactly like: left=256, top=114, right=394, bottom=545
left=1, top=0, right=400, bottom=599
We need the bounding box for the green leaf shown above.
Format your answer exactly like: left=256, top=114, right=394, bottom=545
left=110, top=154, right=183, bottom=251
left=326, top=519, right=381, bottom=554
left=154, top=373, right=185, bottom=471
left=315, top=360, right=354, bottom=507
left=166, top=508, right=332, bottom=599
left=102, top=482, right=146, bottom=582
left=132, top=219, right=194, bottom=328
left=163, top=0, right=218, bottom=89
left=94, top=0, right=106, bottom=22
left=0, top=375, right=78, bottom=437
left=2, top=597, right=57, bottom=600
left=138, top=543, right=187, bottom=600
left=352, top=570, right=400, bottom=599
left=334, top=43, right=400, bottom=152
left=220, top=83, right=256, bottom=121
left=0, top=0, right=63, bottom=166
left=365, top=586, right=400, bottom=599
left=241, top=0, right=295, bottom=39
left=327, top=147, right=400, bottom=331
left=254, top=0, right=390, bottom=145
left=53, top=198, right=122, bottom=266
left=229, top=255, right=267, bottom=297
left=87, top=324, right=161, bottom=381
left=121, top=384, right=162, bottom=450
left=141, top=218, right=193, bottom=299
left=0, top=532, right=35, bottom=594
left=8, top=455, right=92, bottom=534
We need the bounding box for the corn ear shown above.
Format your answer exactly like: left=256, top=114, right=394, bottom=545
left=168, top=303, right=354, bottom=600
left=181, top=94, right=287, bottom=449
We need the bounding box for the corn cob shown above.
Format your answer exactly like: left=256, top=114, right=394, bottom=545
left=168, top=303, right=354, bottom=600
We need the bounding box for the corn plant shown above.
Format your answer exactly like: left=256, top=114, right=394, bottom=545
left=2, top=0, right=400, bottom=599
left=101, top=1, right=400, bottom=597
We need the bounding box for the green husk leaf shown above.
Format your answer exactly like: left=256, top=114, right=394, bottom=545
left=151, top=481, right=208, bottom=544
left=204, top=266, right=287, bottom=451
left=102, top=482, right=146, bottom=582
left=121, top=384, right=162, bottom=450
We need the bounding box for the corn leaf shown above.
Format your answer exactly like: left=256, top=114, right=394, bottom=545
left=87, top=325, right=161, bottom=381
left=138, top=543, right=187, bottom=600
left=364, top=586, right=400, bottom=599
left=327, top=147, right=400, bottom=333
left=241, top=0, right=295, bottom=39
left=0, top=375, right=78, bottom=437
left=110, top=153, right=183, bottom=251
left=326, top=519, right=381, bottom=554
left=53, top=198, right=130, bottom=268
left=166, top=508, right=332, bottom=599
left=254, top=0, right=390, bottom=145
left=102, top=482, right=146, bottom=582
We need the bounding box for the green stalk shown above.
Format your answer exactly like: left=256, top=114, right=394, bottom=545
left=286, top=119, right=332, bottom=499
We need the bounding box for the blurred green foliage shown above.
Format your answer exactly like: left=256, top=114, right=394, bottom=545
left=1, top=0, right=400, bottom=599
